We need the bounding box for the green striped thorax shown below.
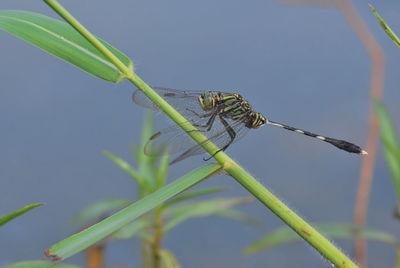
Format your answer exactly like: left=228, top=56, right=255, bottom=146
left=197, top=91, right=266, bottom=129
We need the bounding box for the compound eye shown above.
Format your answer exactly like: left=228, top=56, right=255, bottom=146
left=198, top=96, right=205, bottom=107
left=201, top=96, right=214, bottom=111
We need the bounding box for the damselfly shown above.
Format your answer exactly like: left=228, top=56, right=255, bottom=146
left=132, top=87, right=367, bottom=164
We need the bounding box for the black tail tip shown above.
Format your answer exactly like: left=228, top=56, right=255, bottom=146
left=329, top=139, right=368, bottom=155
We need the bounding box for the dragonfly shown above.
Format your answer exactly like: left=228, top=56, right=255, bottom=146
left=132, top=86, right=367, bottom=164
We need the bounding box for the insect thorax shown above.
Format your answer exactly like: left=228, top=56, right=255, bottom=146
left=219, top=94, right=252, bottom=120
left=198, top=92, right=265, bottom=127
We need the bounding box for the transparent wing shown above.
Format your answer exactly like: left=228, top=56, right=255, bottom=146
left=145, top=116, right=250, bottom=164
left=132, top=86, right=209, bottom=117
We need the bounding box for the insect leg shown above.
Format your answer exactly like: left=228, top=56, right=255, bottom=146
left=190, top=112, right=217, bottom=131
left=186, top=108, right=214, bottom=118
left=169, top=115, right=216, bottom=164
left=203, top=115, right=236, bottom=161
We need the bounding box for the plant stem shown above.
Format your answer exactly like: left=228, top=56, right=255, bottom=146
left=395, top=246, right=400, bottom=268
left=43, top=1, right=359, bottom=267
left=139, top=197, right=152, bottom=268
left=152, top=206, right=164, bottom=268
left=126, top=57, right=358, bottom=268
left=140, top=238, right=151, bottom=268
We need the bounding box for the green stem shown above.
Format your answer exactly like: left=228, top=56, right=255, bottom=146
left=43, top=1, right=358, bottom=267
left=152, top=206, right=164, bottom=268
left=139, top=192, right=151, bottom=268
left=396, top=246, right=400, bottom=268
left=140, top=238, right=151, bottom=268
left=224, top=161, right=356, bottom=266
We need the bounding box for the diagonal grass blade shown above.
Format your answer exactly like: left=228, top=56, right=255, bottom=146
left=45, top=163, right=221, bottom=261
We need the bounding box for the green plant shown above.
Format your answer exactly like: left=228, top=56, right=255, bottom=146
left=369, top=5, right=400, bottom=48
left=0, top=203, right=43, bottom=227
left=3, top=261, right=79, bottom=268
left=0, top=205, right=73, bottom=268
left=0, top=1, right=362, bottom=267
left=71, top=111, right=254, bottom=267
left=243, top=223, right=400, bottom=267
left=242, top=100, right=400, bottom=267
left=374, top=100, right=400, bottom=216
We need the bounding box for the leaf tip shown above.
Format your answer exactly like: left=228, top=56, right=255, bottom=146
left=44, top=248, right=63, bottom=261
left=368, top=4, right=374, bottom=10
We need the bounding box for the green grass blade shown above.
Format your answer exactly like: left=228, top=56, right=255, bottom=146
left=45, top=163, right=221, bottom=261
left=70, top=199, right=131, bottom=224
left=369, top=5, right=400, bottom=48
left=136, top=110, right=159, bottom=191
left=0, top=10, right=131, bottom=82
left=164, top=187, right=229, bottom=207
left=243, top=223, right=399, bottom=255
left=374, top=100, right=400, bottom=202
left=103, top=150, right=146, bottom=186
left=164, top=197, right=251, bottom=231
left=3, top=261, right=80, bottom=268
left=140, top=111, right=155, bottom=156
left=135, top=110, right=155, bottom=164
left=375, top=100, right=400, bottom=149
left=159, top=249, right=181, bottom=268
left=155, top=153, right=170, bottom=189
left=0, top=203, right=44, bottom=227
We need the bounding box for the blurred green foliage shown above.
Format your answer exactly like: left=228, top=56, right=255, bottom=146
left=72, top=111, right=255, bottom=268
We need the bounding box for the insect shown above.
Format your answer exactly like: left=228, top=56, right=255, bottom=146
left=132, top=86, right=367, bottom=164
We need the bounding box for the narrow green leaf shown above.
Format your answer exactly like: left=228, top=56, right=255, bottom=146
left=159, top=249, right=181, bottom=268
left=164, top=187, right=229, bottom=207
left=375, top=100, right=400, bottom=149
left=135, top=110, right=155, bottom=163
left=45, top=163, right=221, bottom=261
left=3, top=261, right=80, bottom=268
left=156, top=153, right=170, bottom=189
left=385, top=150, right=400, bottom=205
left=0, top=10, right=132, bottom=82
left=70, top=199, right=131, bottom=224
left=374, top=100, right=400, bottom=203
left=369, top=5, right=400, bottom=48
left=125, top=111, right=159, bottom=195
left=0, top=203, right=44, bottom=227
left=164, top=197, right=252, bottom=231
left=140, top=110, right=155, bottom=155
left=103, top=151, right=146, bottom=186
left=243, top=223, right=399, bottom=255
